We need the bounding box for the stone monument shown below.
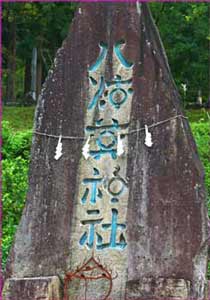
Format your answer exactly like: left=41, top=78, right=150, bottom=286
left=3, top=3, right=209, bottom=300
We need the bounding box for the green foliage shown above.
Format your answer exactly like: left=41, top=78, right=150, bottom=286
left=2, top=121, right=32, bottom=267
left=3, top=3, right=209, bottom=104
left=2, top=158, right=29, bottom=266
left=190, top=121, right=210, bottom=208
left=3, top=2, right=78, bottom=63
left=186, top=108, right=210, bottom=123
left=3, top=106, right=35, bottom=132
left=150, top=3, right=209, bottom=102
left=2, top=121, right=32, bottom=160
left=3, top=2, right=78, bottom=101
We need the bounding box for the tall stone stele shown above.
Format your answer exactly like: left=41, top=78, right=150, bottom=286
left=3, top=3, right=209, bottom=300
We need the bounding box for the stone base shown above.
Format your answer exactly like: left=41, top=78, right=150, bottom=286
left=2, top=276, right=62, bottom=300
left=3, top=276, right=209, bottom=300
left=125, top=278, right=191, bottom=300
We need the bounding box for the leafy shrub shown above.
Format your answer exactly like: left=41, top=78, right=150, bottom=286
left=2, top=121, right=32, bottom=160
left=2, top=158, right=29, bottom=266
left=191, top=122, right=210, bottom=208
left=2, top=121, right=32, bottom=267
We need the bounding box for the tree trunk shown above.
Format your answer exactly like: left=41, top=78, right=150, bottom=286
left=24, top=59, right=31, bottom=96
left=31, top=47, right=37, bottom=101
left=5, top=8, right=16, bottom=104
left=36, top=48, right=43, bottom=101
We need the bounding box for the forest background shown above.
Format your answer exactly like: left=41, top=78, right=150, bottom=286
left=2, top=2, right=210, bottom=276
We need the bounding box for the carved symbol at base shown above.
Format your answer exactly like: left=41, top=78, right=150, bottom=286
left=64, top=255, right=117, bottom=300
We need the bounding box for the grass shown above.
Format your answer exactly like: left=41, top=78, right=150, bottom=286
left=186, top=108, right=210, bottom=123
left=3, top=106, right=35, bottom=132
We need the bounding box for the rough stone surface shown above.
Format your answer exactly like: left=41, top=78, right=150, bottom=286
left=4, top=3, right=208, bottom=300
left=3, top=276, right=61, bottom=300
left=125, top=278, right=191, bottom=299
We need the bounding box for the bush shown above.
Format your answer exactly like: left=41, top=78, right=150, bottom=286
left=191, top=122, right=210, bottom=209
left=2, top=158, right=29, bottom=265
left=2, top=121, right=32, bottom=267
left=2, top=121, right=32, bottom=160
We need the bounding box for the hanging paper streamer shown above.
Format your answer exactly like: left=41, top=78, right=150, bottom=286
left=117, top=132, right=124, bottom=156
left=82, top=136, right=90, bottom=160
left=54, top=135, right=63, bottom=160
left=144, top=125, right=153, bottom=147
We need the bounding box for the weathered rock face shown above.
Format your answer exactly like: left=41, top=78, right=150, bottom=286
left=4, top=3, right=208, bottom=300
left=3, top=277, right=61, bottom=300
